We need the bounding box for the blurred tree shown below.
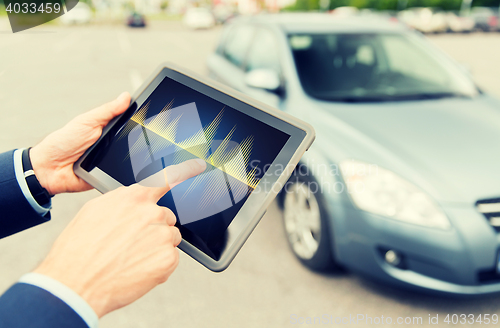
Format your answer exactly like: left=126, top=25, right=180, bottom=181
left=283, top=0, right=320, bottom=11
left=328, top=0, right=352, bottom=8
left=472, top=0, right=500, bottom=6
left=406, top=0, right=462, bottom=10
left=283, top=0, right=498, bottom=11
left=372, top=0, right=399, bottom=10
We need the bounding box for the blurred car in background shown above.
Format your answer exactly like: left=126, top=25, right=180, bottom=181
left=183, top=7, right=216, bottom=29
left=468, top=7, right=499, bottom=32
left=398, top=8, right=448, bottom=33
left=126, top=12, right=146, bottom=28
left=330, top=6, right=359, bottom=17
left=445, top=12, right=475, bottom=33
left=207, top=13, right=500, bottom=294
left=60, top=2, right=92, bottom=25
left=359, top=9, right=398, bottom=22
left=213, top=4, right=237, bottom=24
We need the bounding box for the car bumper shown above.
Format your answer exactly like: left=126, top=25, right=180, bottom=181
left=330, top=201, right=500, bottom=295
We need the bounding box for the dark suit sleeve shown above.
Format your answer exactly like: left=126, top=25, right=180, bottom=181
left=0, top=283, right=88, bottom=328
left=0, top=152, right=88, bottom=327
left=0, top=150, right=50, bottom=239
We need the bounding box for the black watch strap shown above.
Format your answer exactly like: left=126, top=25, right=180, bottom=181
left=22, top=148, right=52, bottom=206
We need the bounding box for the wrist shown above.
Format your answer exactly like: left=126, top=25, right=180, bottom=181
left=29, top=145, right=54, bottom=195
left=34, top=262, right=109, bottom=318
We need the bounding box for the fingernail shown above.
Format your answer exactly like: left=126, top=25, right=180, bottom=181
left=195, top=158, right=207, bottom=170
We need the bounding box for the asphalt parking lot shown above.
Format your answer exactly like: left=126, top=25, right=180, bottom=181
left=1, top=19, right=500, bottom=328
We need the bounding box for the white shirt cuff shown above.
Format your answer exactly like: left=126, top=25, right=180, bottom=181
left=19, top=273, right=99, bottom=328
left=13, top=148, right=52, bottom=216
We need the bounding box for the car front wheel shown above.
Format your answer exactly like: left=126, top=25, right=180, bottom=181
left=281, top=173, right=338, bottom=271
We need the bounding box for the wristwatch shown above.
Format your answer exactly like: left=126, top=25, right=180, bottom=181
left=21, top=148, right=52, bottom=206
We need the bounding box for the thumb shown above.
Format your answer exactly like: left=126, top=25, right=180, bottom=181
left=84, top=92, right=131, bottom=127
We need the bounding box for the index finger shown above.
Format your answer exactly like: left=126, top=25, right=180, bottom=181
left=138, top=158, right=207, bottom=201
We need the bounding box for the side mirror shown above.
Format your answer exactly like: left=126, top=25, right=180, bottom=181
left=244, top=68, right=281, bottom=92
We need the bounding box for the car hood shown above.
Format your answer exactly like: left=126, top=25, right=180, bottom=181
left=309, top=95, right=500, bottom=205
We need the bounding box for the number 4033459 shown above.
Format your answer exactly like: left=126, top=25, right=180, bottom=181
left=5, top=2, right=62, bottom=14
left=444, top=314, right=499, bottom=325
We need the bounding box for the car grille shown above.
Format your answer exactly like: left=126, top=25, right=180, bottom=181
left=476, top=198, right=500, bottom=232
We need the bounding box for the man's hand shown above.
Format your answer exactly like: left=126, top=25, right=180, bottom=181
left=33, top=158, right=207, bottom=318
left=30, top=92, right=131, bottom=196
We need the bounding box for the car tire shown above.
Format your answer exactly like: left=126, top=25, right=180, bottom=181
left=279, top=169, right=340, bottom=272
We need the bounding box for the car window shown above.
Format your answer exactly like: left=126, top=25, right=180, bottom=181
left=381, top=35, right=448, bottom=87
left=289, top=33, right=478, bottom=101
left=223, top=25, right=255, bottom=68
left=245, top=28, right=280, bottom=73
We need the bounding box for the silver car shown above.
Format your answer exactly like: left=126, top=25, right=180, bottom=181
left=207, top=13, right=500, bottom=294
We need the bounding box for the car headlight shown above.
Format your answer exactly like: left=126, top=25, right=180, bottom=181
left=340, top=160, right=451, bottom=230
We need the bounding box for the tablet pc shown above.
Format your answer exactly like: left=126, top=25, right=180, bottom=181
left=74, top=63, right=315, bottom=272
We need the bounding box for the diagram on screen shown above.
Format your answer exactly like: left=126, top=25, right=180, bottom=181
left=118, top=100, right=261, bottom=225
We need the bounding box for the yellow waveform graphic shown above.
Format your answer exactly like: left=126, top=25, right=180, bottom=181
left=119, top=100, right=260, bottom=189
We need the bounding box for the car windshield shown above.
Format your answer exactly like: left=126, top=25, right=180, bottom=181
left=289, top=33, right=479, bottom=102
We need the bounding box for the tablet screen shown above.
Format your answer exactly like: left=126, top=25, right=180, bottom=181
left=82, top=75, right=290, bottom=260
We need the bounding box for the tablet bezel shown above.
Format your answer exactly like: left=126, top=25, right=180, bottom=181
left=74, top=62, right=315, bottom=272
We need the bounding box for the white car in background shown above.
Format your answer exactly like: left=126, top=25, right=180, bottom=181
left=445, top=12, right=475, bottom=33
left=60, top=2, right=92, bottom=25
left=330, top=6, right=359, bottom=17
left=183, top=8, right=216, bottom=29
left=398, top=7, right=448, bottom=33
